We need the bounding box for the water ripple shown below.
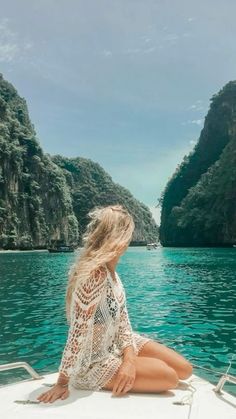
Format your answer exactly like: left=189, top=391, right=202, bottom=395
left=0, top=248, right=235, bottom=396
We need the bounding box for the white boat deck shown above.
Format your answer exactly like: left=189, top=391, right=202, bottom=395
left=1, top=371, right=235, bottom=419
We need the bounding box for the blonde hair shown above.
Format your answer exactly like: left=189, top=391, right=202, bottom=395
left=65, top=204, right=135, bottom=322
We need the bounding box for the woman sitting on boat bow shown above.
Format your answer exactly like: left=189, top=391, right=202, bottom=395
left=37, top=205, right=193, bottom=403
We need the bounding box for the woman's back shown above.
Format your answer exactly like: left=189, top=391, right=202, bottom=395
left=58, top=264, right=151, bottom=391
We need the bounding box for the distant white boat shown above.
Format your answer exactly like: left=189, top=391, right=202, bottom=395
left=147, top=242, right=161, bottom=250
left=48, top=245, right=75, bottom=253
left=1, top=361, right=235, bottom=418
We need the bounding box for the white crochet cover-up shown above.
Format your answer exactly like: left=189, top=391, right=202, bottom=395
left=58, top=263, right=152, bottom=391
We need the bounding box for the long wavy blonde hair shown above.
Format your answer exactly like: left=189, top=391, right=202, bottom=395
left=65, top=204, right=135, bottom=322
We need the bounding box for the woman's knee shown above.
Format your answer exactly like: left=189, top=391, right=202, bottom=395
left=177, top=361, right=193, bottom=380
left=153, top=360, right=179, bottom=386
left=102, top=356, right=179, bottom=393
left=135, top=357, right=179, bottom=390
left=138, top=340, right=193, bottom=381
left=164, top=366, right=179, bottom=389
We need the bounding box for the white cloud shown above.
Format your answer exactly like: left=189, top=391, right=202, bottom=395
left=99, top=28, right=184, bottom=60
left=0, top=18, right=12, bottom=36
left=191, top=119, right=204, bottom=125
left=99, top=26, right=189, bottom=60
left=163, top=34, right=179, bottom=42
left=24, top=42, right=33, bottom=50
left=0, top=43, right=18, bottom=63
left=102, top=49, right=112, bottom=56
left=182, top=119, right=204, bottom=126
left=188, top=99, right=204, bottom=111
left=0, top=17, right=33, bottom=63
left=143, top=46, right=156, bottom=54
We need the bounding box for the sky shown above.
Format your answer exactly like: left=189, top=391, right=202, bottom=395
left=1, top=0, right=236, bottom=224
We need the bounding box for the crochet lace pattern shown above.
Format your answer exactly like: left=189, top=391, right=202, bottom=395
left=58, top=264, right=152, bottom=390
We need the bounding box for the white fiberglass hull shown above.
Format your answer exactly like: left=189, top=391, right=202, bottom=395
left=0, top=372, right=235, bottom=419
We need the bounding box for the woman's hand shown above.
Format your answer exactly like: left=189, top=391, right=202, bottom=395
left=112, top=359, right=136, bottom=396
left=36, top=383, right=70, bottom=403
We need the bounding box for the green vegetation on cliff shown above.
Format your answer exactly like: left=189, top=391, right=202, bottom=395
left=0, top=74, right=158, bottom=249
left=51, top=155, right=158, bottom=243
left=0, top=74, right=79, bottom=249
left=159, top=81, right=236, bottom=246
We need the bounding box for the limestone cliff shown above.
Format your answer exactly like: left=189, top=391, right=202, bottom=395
left=0, top=74, right=158, bottom=249
left=159, top=81, right=236, bottom=246
left=51, top=155, right=158, bottom=244
left=0, top=74, right=79, bottom=249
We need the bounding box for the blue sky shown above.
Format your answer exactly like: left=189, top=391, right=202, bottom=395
left=1, top=0, right=236, bottom=224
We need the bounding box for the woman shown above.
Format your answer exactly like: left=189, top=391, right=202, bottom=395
left=37, top=204, right=193, bottom=403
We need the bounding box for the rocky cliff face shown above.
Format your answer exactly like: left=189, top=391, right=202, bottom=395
left=0, top=74, right=79, bottom=249
left=0, top=74, right=158, bottom=249
left=51, top=155, right=159, bottom=244
left=159, top=81, right=236, bottom=246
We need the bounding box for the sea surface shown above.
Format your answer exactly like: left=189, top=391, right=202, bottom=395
left=0, top=247, right=235, bottom=396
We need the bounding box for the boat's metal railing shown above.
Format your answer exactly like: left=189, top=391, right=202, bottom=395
left=214, top=373, right=236, bottom=394
left=0, top=361, right=43, bottom=380
left=1, top=358, right=236, bottom=396
left=191, top=356, right=236, bottom=395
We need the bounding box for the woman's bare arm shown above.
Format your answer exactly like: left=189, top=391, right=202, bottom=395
left=56, top=372, right=69, bottom=386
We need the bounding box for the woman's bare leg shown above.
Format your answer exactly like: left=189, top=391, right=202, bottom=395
left=137, top=340, right=193, bottom=380
left=102, top=356, right=179, bottom=394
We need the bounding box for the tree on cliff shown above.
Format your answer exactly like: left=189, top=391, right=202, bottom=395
left=159, top=81, right=236, bottom=247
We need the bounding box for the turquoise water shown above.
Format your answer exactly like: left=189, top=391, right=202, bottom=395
left=0, top=247, right=235, bottom=396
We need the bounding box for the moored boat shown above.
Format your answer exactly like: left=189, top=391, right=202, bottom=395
left=47, top=245, right=75, bottom=253
left=147, top=242, right=159, bottom=250
left=147, top=243, right=157, bottom=250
